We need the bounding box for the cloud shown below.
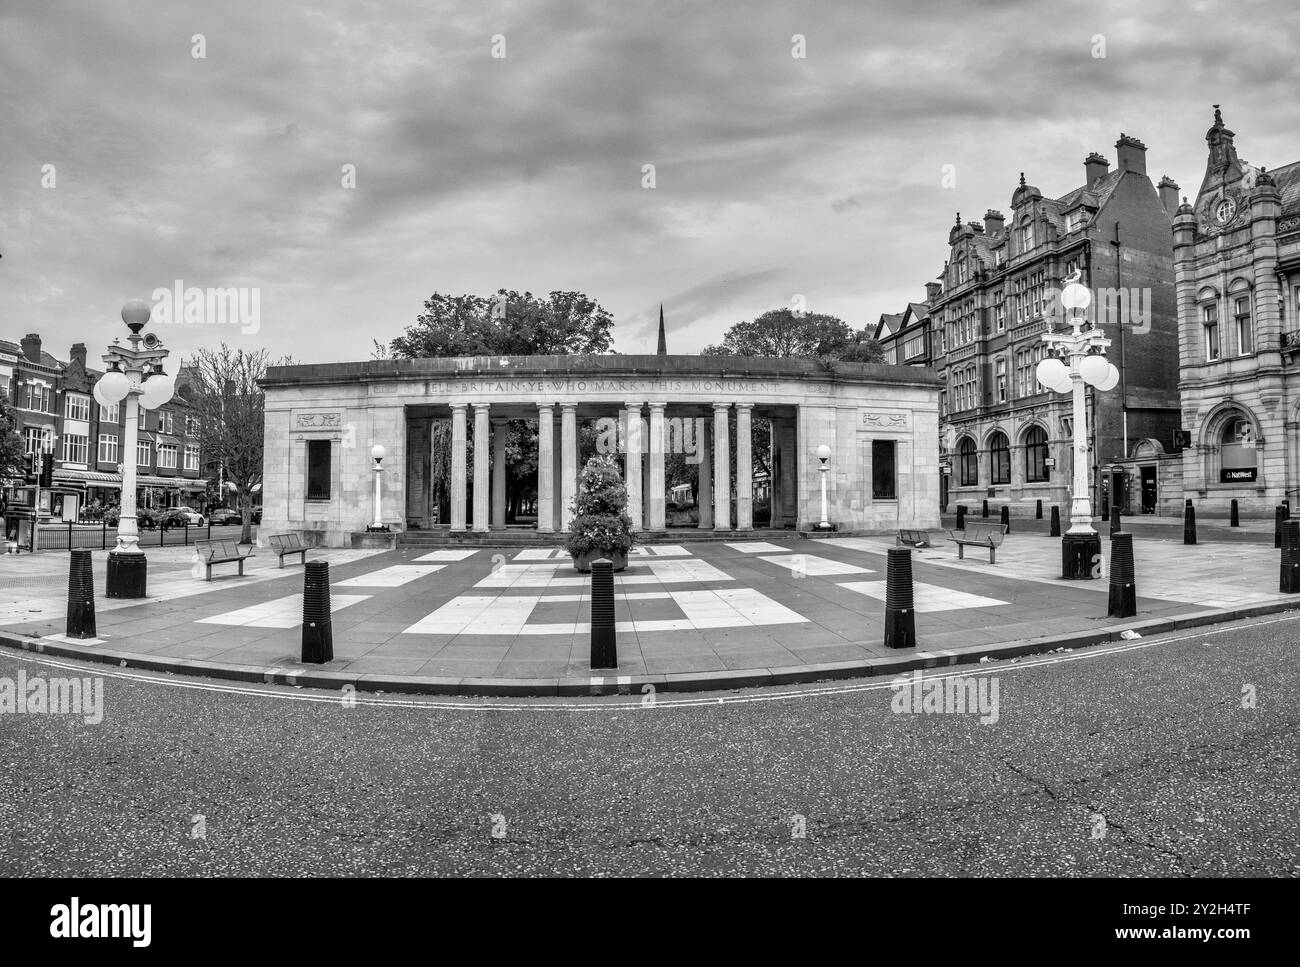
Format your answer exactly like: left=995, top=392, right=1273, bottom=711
left=1, top=0, right=1298, bottom=364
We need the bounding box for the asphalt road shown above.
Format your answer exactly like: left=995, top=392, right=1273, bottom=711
left=1, top=612, right=1296, bottom=877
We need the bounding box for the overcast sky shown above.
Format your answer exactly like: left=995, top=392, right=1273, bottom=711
left=2, top=0, right=1298, bottom=366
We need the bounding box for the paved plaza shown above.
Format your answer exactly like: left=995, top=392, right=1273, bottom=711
left=2, top=524, right=1296, bottom=691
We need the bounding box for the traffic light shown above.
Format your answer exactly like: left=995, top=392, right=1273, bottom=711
left=23, top=453, right=36, bottom=482
left=39, top=452, right=53, bottom=488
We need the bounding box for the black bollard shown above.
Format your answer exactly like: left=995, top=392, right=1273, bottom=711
left=301, top=560, right=334, bottom=663
left=1107, top=533, right=1137, bottom=618
left=66, top=549, right=96, bottom=639
left=1110, top=502, right=1122, bottom=535
left=1230, top=499, right=1239, bottom=527
left=590, top=558, right=617, bottom=668
left=1035, top=499, right=1043, bottom=520
left=982, top=499, right=989, bottom=518
left=955, top=505, right=966, bottom=530
left=1282, top=520, right=1300, bottom=593
left=1000, top=505, right=1010, bottom=534
left=883, top=547, right=916, bottom=649
left=1049, top=506, right=1061, bottom=537
left=1276, top=505, right=1286, bottom=549
left=1184, top=501, right=1197, bottom=546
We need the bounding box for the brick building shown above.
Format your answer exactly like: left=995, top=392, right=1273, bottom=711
left=932, top=134, right=1183, bottom=516
left=1172, top=107, right=1300, bottom=515
left=1, top=333, right=207, bottom=522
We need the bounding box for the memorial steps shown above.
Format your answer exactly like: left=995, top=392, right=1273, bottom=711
left=397, top=526, right=799, bottom=547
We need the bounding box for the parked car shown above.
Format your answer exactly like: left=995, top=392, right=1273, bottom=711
left=158, top=508, right=205, bottom=530
left=104, top=507, right=158, bottom=529
left=170, top=506, right=206, bottom=526
left=208, top=508, right=242, bottom=526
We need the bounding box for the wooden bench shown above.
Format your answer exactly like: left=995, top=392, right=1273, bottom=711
left=194, top=539, right=252, bottom=581
left=896, top=528, right=932, bottom=548
left=267, top=533, right=308, bottom=568
left=944, top=522, right=1008, bottom=563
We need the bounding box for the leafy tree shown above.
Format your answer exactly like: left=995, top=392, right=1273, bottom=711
left=181, top=345, right=289, bottom=543
left=385, top=289, right=614, bottom=359
left=701, top=308, right=883, bottom=363
left=0, top=386, right=25, bottom=487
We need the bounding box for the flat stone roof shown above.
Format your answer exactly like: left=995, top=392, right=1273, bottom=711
left=262, top=354, right=941, bottom=389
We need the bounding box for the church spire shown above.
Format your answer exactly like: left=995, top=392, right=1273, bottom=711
left=656, top=304, right=667, bottom=355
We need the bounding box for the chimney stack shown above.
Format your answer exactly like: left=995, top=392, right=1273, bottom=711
left=1114, top=134, right=1147, bottom=176
left=20, top=333, right=41, bottom=364
left=70, top=343, right=87, bottom=367
left=1084, top=152, right=1109, bottom=186
left=1156, top=176, right=1180, bottom=216
left=983, top=209, right=1005, bottom=235
left=924, top=281, right=942, bottom=304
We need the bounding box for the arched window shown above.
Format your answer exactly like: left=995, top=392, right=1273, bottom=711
left=958, top=437, right=978, bottom=486
left=1024, top=426, right=1049, bottom=482
left=989, top=431, right=1010, bottom=484
left=1219, top=415, right=1258, bottom=483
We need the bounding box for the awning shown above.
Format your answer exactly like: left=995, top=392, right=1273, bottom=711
left=51, top=470, right=210, bottom=491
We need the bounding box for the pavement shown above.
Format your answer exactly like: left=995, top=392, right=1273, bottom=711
left=1, top=522, right=1297, bottom=695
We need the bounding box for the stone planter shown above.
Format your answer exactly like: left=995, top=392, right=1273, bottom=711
left=571, top=548, right=628, bottom=573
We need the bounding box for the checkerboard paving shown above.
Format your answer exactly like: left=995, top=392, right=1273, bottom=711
left=838, top=581, right=1009, bottom=611
left=333, top=564, right=446, bottom=587
left=411, top=549, right=480, bottom=562
left=758, top=554, right=873, bottom=576
left=196, top=593, right=371, bottom=628
left=401, top=586, right=805, bottom=636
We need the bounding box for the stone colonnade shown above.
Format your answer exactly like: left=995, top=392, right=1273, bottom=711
left=442, top=401, right=765, bottom=533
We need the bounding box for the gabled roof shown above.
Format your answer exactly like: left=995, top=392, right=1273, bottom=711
left=1267, top=160, right=1300, bottom=217
left=875, top=312, right=904, bottom=339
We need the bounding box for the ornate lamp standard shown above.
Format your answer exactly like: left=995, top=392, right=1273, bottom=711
left=94, top=300, right=176, bottom=598
left=1035, top=277, right=1119, bottom=579
left=367, top=444, right=389, bottom=532
left=815, top=444, right=832, bottom=530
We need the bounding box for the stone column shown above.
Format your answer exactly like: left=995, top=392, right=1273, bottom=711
left=491, top=417, right=508, bottom=528
left=697, top=416, right=713, bottom=528
left=735, top=403, right=753, bottom=530
left=552, top=421, right=563, bottom=531
left=713, top=403, right=731, bottom=530
left=625, top=403, right=643, bottom=531
left=537, top=405, right=555, bottom=533
left=560, top=404, right=577, bottom=531
left=649, top=404, right=666, bottom=529
left=450, top=403, right=467, bottom=531
left=472, top=404, right=490, bottom=532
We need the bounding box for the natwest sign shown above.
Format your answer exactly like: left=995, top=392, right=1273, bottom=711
left=1220, top=467, right=1257, bottom=483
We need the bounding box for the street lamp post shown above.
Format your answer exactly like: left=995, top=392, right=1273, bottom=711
left=367, top=445, right=389, bottom=532
left=95, top=300, right=176, bottom=598
left=1036, top=278, right=1120, bottom=579
left=815, top=444, right=832, bottom=530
